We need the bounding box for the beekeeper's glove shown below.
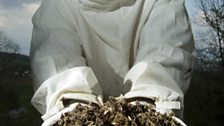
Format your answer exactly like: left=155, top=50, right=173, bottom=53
left=42, top=96, right=103, bottom=126
left=41, top=102, right=84, bottom=126
left=122, top=96, right=187, bottom=126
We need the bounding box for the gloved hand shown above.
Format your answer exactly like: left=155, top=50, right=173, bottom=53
left=120, top=96, right=187, bottom=126
left=42, top=96, right=103, bottom=126
left=41, top=102, right=87, bottom=126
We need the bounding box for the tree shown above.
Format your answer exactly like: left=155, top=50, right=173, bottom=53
left=194, top=0, right=224, bottom=71
left=0, top=30, right=20, bottom=54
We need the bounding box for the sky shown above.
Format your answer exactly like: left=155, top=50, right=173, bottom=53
left=0, top=0, right=198, bottom=55
left=0, top=0, right=40, bottom=55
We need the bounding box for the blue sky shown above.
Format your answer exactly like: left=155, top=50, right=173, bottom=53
left=0, top=0, right=40, bottom=55
left=0, top=0, right=198, bottom=55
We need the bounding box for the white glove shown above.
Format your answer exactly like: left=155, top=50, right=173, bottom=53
left=41, top=103, right=86, bottom=126
left=120, top=96, right=187, bottom=126
left=42, top=96, right=103, bottom=126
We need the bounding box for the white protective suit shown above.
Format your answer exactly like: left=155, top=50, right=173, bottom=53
left=30, top=0, right=195, bottom=123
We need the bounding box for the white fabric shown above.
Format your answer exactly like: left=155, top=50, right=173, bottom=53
left=173, top=117, right=187, bottom=126
left=30, top=0, right=195, bottom=122
left=31, top=67, right=102, bottom=120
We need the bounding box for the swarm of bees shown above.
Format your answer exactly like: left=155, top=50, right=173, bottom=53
left=53, top=97, right=181, bottom=126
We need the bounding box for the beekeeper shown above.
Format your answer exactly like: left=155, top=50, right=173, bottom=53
left=30, top=0, right=195, bottom=125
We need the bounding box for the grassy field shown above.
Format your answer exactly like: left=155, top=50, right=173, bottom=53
left=1, top=52, right=224, bottom=126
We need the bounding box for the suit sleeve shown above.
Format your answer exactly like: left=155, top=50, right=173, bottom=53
left=30, top=0, right=102, bottom=120
left=124, top=0, right=195, bottom=112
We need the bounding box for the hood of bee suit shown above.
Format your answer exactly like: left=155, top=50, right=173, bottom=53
left=79, top=0, right=136, bottom=11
